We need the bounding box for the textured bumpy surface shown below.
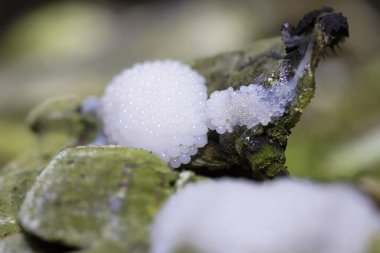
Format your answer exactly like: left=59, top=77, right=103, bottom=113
left=0, top=149, right=57, bottom=238
left=206, top=43, right=313, bottom=134
left=151, top=179, right=380, bottom=253
left=101, top=60, right=208, bottom=168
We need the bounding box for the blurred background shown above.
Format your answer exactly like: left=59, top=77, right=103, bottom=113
left=0, top=0, right=379, bottom=179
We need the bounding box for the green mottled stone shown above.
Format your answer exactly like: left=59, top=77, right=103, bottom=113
left=0, top=152, right=36, bottom=238
left=19, top=146, right=177, bottom=252
left=0, top=234, right=37, bottom=253
left=183, top=22, right=331, bottom=179
left=0, top=96, right=99, bottom=238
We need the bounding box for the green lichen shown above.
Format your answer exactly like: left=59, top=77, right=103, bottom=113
left=19, top=146, right=177, bottom=252
left=247, top=141, right=286, bottom=177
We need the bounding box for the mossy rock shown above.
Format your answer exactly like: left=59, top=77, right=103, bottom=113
left=0, top=133, right=76, bottom=239
left=19, top=146, right=177, bottom=252
left=0, top=95, right=95, bottom=239
left=0, top=151, right=47, bottom=238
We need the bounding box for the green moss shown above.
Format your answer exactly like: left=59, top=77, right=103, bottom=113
left=247, top=141, right=286, bottom=177
left=19, top=146, right=177, bottom=252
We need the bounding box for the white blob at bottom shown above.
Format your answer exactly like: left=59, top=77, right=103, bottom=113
left=151, top=179, right=380, bottom=253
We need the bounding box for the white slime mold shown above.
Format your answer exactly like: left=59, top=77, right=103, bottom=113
left=206, top=43, right=314, bottom=134
left=100, top=44, right=313, bottom=168
left=101, top=60, right=208, bottom=168
left=150, top=178, right=380, bottom=253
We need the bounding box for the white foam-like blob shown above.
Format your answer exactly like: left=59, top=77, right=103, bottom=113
left=150, top=178, right=380, bottom=253
left=101, top=60, right=208, bottom=168
left=206, top=43, right=314, bottom=134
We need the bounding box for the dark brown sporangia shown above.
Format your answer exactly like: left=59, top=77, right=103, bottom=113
left=282, top=6, right=348, bottom=53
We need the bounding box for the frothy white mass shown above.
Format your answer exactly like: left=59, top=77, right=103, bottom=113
left=206, top=83, right=292, bottom=133
left=101, top=60, right=208, bottom=168
left=150, top=179, right=380, bottom=253
left=206, top=43, right=313, bottom=134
